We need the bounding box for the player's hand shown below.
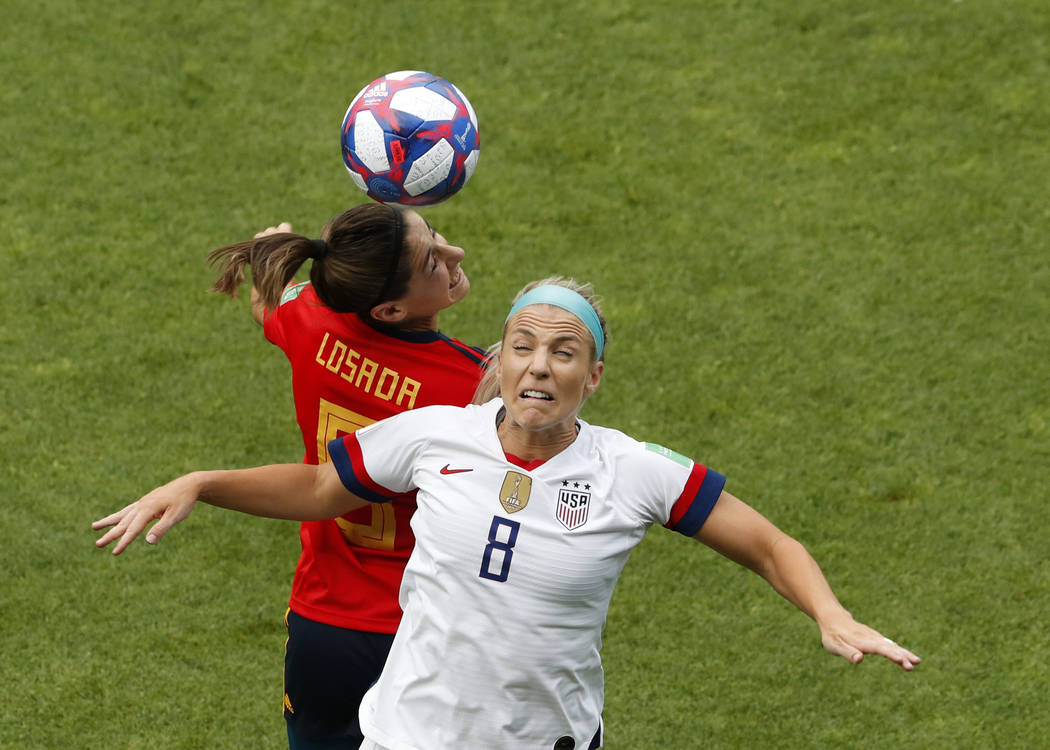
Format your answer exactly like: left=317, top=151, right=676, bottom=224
left=819, top=614, right=921, bottom=670
left=253, top=221, right=293, bottom=239
left=92, top=473, right=203, bottom=555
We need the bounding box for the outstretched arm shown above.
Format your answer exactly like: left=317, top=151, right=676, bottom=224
left=92, top=461, right=364, bottom=555
left=695, top=491, right=921, bottom=670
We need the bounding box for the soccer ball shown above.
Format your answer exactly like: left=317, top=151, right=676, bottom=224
left=340, top=71, right=480, bottom=206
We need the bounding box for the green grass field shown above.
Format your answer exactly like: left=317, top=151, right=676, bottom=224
left=3, top=1, right=1048, bottom=747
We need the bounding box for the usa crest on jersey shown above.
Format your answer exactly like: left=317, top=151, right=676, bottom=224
left=556, top=486, right=591, bottom=530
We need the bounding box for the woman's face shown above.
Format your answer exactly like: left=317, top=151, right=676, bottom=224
left=393, top=210, right=470, bottom=327
left=498, top=305, right=603, bottom=436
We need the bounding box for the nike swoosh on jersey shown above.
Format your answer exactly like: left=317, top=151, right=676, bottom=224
left=440, top=464, right=473, bottom=475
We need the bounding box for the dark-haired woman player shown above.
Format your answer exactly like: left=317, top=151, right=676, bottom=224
left=208, top=202, right=485, bottom=749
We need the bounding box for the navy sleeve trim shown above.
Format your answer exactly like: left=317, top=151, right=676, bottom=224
left=328, top=436, right=395, bottom=504
left=674, top=469, right=726, bottom=537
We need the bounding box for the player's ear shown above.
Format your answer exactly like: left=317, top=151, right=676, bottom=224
left=369, top=301, right=408, bottom=324
left=583, top=360, right=603, bottom=397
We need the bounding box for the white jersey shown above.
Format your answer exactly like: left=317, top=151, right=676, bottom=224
left=329, top=399, right=725, bottom=750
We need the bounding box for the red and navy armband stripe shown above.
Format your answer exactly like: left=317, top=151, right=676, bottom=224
left=328, top=434, right=399, bottom=504
left=664, top=464, right=726, bottom=536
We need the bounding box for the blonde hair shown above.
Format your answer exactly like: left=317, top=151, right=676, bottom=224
left=471, top=276, right=608, bottom=404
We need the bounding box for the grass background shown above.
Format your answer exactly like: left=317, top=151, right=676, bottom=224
left=3, top=0, right=1048, bottom=747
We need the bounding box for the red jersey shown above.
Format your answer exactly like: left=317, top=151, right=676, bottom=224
left=264, top=282, right=486, bottom=632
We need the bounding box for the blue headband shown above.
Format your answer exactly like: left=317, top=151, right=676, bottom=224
left=505, top=285, right=605, bottom=359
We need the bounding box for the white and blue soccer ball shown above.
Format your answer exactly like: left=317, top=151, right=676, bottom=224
left=341, top=71, right=480, bottom=206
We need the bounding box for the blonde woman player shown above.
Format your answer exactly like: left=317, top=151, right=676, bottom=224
left=95, top=277, right=920, bottom=750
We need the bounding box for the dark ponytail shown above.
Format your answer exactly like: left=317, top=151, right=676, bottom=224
left=209, top=233, right=314, bottom=310
left=208, top=203, right=412, bottom=315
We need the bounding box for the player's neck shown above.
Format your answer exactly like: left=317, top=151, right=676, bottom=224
left=397, top=312, right=439, bottom=332
left=359, top=311, right=439, bottom=334
left=496, top=413, right=579, bottom=462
